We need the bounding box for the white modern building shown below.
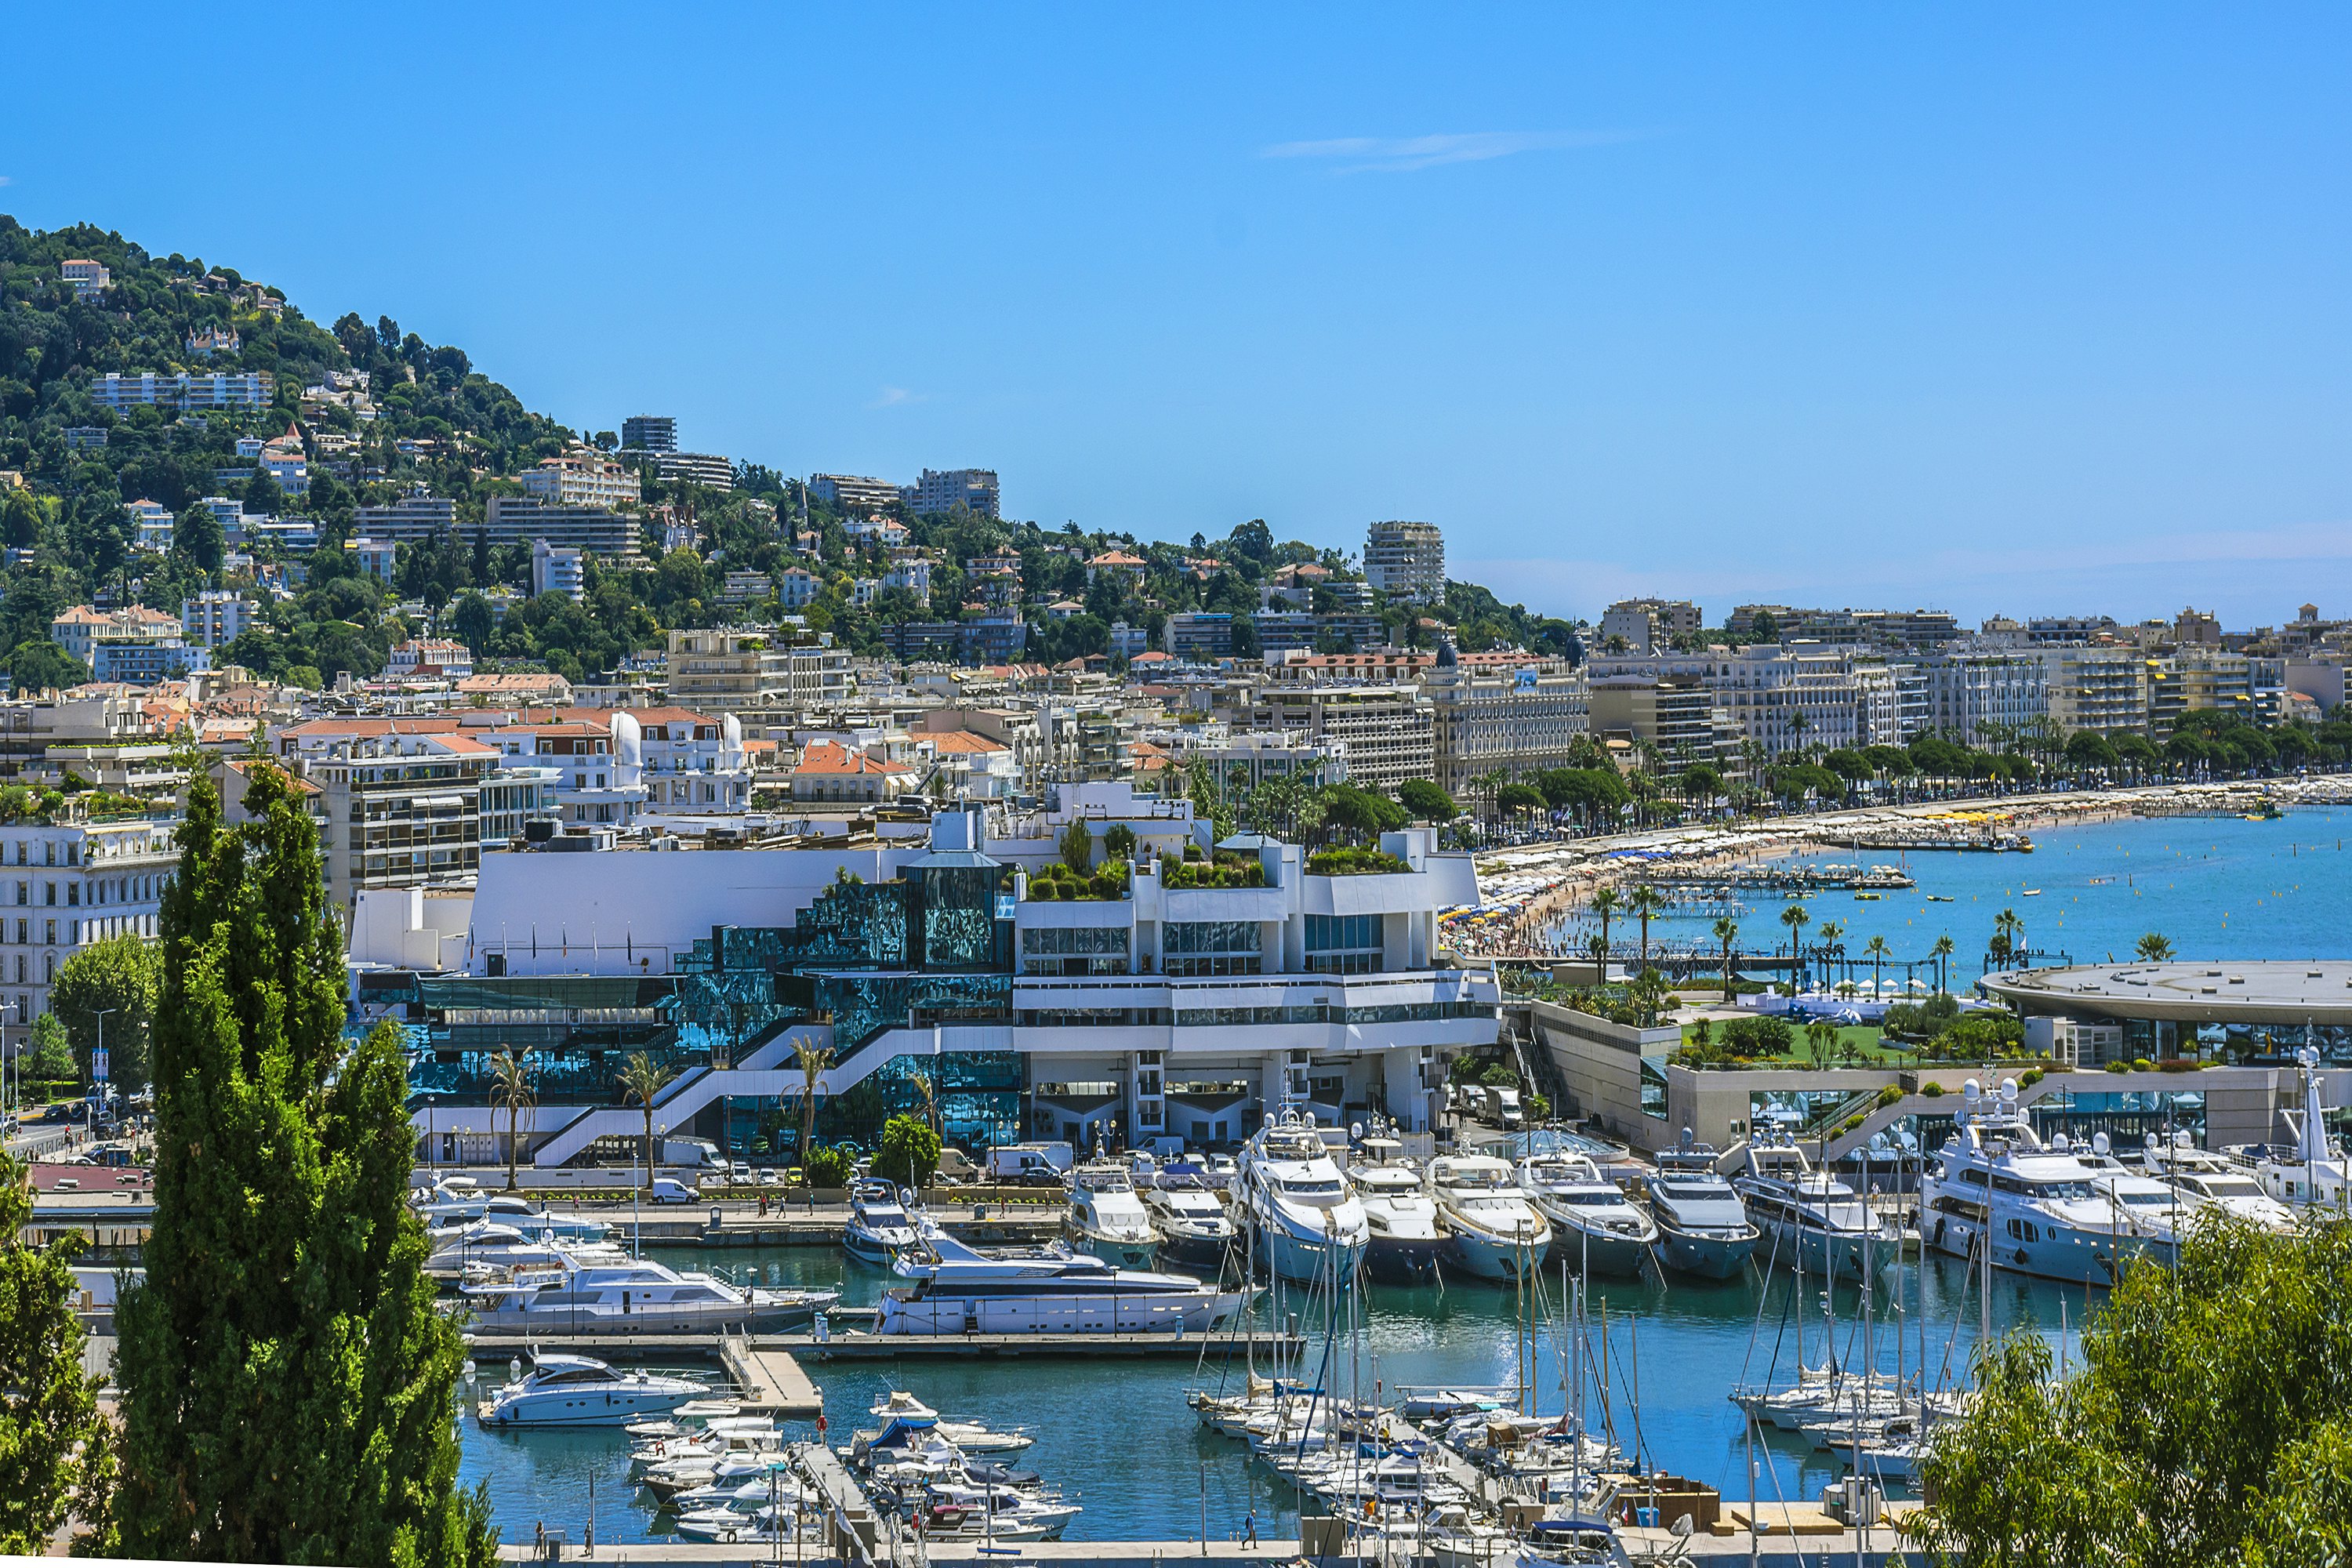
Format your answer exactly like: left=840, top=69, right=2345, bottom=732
left=1364, top=521, right=1445, bottom=603
left=531, top=539, right=587, bottom=602
left=88, top=372, right=274, bottom=412
left=0, top=815, right=178, bottom=1024
left=181, top=590, right=259, bottom=649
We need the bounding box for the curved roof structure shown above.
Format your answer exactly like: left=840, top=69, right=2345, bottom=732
left=1982, top=961, right=2352, bottom=1026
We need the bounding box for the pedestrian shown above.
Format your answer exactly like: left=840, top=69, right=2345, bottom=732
left=1243, top=1509, right=1257, bottom=1548
left=535, top=1521, right=544, bottom=1556
left=758, top=1191, right=768, bottom=1218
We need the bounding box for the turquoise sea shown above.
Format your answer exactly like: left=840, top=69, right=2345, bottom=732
left=456, top=806, right=2352, bottom=1545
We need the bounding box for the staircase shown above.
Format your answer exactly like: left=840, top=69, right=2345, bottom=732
left=526, top=1019, right=1010, bottom=1167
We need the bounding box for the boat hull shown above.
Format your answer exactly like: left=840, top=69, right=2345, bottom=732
left=1445, top=1229, right=1545, bottom=1282
left=1547, top=1222, right=1650, bottom=1279
left=1363, top=1231, right=1445, bottom=1284
left=1923, top=1209, right=2167, bottom=1287
left=1755, top=1217, right=1892, bottom=1282
left=1065, top=1221, right=1159, bottom=1271
left=1652, top=1222, right=1759, bottom=1280
left=877, top=1286, right=1254, bottom=1336
left=466, top=1298, right=826, bottom=1335
left=1243, top=1217, right=1367, bottom=1286
left=842, top=1229, right=904, bottom=1266
left=1153, top=1229, right=1235, bottom=1273
left=479, top=1388, right=700, bottom=1428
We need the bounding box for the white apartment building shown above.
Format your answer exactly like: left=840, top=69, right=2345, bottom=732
left=1915, top=647, right=2050, bottom=743
left=1599, top=598, right=1704, bottom=653
left=353, top=488, right=457, bottom=543
left=181, top=590, right=259, bottom=649
left=1421, top=646, right=1591, bottom=793
left=653, top=452, right=734, bottom=491
left=521, top=451, right=639, bottom=510
left=1588, top=643, right=1864, bottom=756
left=615, top=708, right=752, bottom=815
left=1250, top=683, right=1435, bottom=793
left=49, top=605, right=185, bottom=666
left=810, top=474, right=902, bottom=513
left=906, top=468, right=1000, bottom=518
left=88, top=372, right=274, bottom=412
left=481, top=498, right=636, bottom=557
left=1364, top=521, right=1445, bottom=603
left=124, top=499, right=174, bottom=553
left=664, top=628, right=852, bottom=716
left=776, top=567, right=818, bottom=608
left=383, top=639, right=474, bottom=681
left=883, top=556, right=932, bottom=598
left=531, top=539, right=587, bottom=602
left=1853, top=659, right=1932, bottom=747
left=0, top=816, right=177, bottom=1023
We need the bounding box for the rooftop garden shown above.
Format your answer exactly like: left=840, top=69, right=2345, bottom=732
left=1161, top=846, right=1265, bottom=889
left=1026, top=858, right=1131, bottom=901
left=1305, top=847, right=1411, bottom=877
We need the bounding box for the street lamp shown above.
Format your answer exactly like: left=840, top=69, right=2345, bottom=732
left=86, top=1007, right=118, bottom=1139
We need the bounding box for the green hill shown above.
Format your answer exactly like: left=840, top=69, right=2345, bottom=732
left=0, top=216, right=1576, bottom=688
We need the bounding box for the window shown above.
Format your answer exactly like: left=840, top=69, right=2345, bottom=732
left=42, top=884, right=53, bottom=907
left=1305, top=913, right=1383, bottom=975
left=43, top=920, right=53, bottom=946
left=1021, top=925, right=1130, bottom=976
left=1163, top=920, right=1262, bottom=978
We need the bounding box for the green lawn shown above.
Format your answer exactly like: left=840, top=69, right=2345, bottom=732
left=1682, top=1022, right=1920, bottom=1066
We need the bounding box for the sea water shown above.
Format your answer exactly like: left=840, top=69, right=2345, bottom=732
left=458, top=806, right=2352, bottom=1543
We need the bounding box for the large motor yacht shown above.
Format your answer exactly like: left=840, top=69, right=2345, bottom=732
left=1425, top=1154, right=1552, bottom=1281
left=1230, top=1110, right=1370, bottom=1285
left=1920, top=1078, right=2145, bottom=1286
left=1136, top=1159, right=1240, bottom=1271
left=477, top=1352, right=706, bottom=1428
left=1345, top=1134, right=1446, bottom=1283
left=1641, top=1141, right=1759, bottom=1280
left=878, top=1225, right=1254, bottom=1335
left=416, top=1184, right=612, bottom=1244
left=843, top=1178, right=921, bottom=1265
left=2143, top=1132, right=2298, bottom=1231
left=461, top=1253, right=838, bottom=1334
left=1062, top=1159, right=1160, bottom=1269
left=1733, top=1137, right=1894, bottom=1281
left=1515, top=1152, right=1653, bottom=1277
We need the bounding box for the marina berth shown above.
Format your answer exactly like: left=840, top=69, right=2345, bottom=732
left=1640, top=1142, right=1761, bottom=1279
left=1232, top=1109, right=1371, bottom=1284
left=1063, top=1156, right=1160, bottom=1269
left=1921, top=1077, right=2147, bottom=1286
left=477, top=1352, right=706, bottom=1428
left=2141, top=1133, right=2299, bottom=1230
left=877, top=1222, right=1255, bottom=1335
left=459, top=1251, right=838, bottom=1334
left=1346, top=1134, right=1447, bottom=1282
left=1425, top=1153, right=1553, bottom=1280
left=841, top=1177, right=920, bottom=1265
left=1134, top=1156, right=1240, bottom=1270
left=1733, top=1137, right=1895, bottom=1282
left=1515, top=1151, right=1654, bottom=1277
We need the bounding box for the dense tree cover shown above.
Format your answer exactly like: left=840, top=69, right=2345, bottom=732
left=874, top=1112, right=942, bottom=1188
left=1915, top=1221, right=2352, bottom=1567
left=0, top=1154, right=110, bottom=1550
left=108, top=759, right=493, bottom=1563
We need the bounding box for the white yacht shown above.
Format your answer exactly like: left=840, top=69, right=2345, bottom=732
left=880, top=1226, right=1254, bottom=1334
left=416, top=1185, right=612, bottom=1243
left=1733, top=1137, right=1895, bottom=1281
left=425, top=1221, right=575, bottom=1280
left=843, top=1178, right=920, bottom=1265
left=1062, top=1159, right=1160, bottom=1269
left=477, top=1352, right=706, bottom=1428
left=1425, top=1154, right=1552, bottom=1280
left=461, top=1254, right=838, bottom=1334
left=1921, top=1078, right=2146, bottom=1286
left=1642, top=1147, right=1760, bottom=1280
left=1515, top=1152, right=1653, bottom=1277
left=1346, top=1136, right=1446, bottom=1283
left=2143, top=1133, right=2298, bottom=1231
left=1136, top=1160, right=1239, bottom=1271
left=2228, top=1047, right=2352, bottom=1210
left=2074, top=1134, right=2187, bottom=1267
left=1230, top=1110, right=1370, bottom=1285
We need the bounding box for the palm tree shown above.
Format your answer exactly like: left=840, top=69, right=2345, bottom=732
left=1930, top=935, right=1955, bottom=994
left=488, top=1045, right=535, bottom=1192
left=1628, top=884, right=1666, bottom=971
left=2134, top=931, right=2176, bottom=962
left=791, top=1040, right=838, bottom=1166
left=1712, top=916, right=1740, bottom=1004
left=616, top=1051, right=675, bottom=1192
left=1591, top=887, right=1623, bottom=964
left=1994, top=908, right=2024, bottom=965
left=1805, top=1018, right=1838, bottom=1067
left=910, top=1064, right=941, bottom=1132
left=1780, top=902, right=1810, bottom=993
left=1863, top=935, right=1890, bottom=1000
left=1817, top=920, right=1847, bottom=989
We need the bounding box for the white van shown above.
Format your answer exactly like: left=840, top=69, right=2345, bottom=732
left=648, top=1177, right=696, bottom=1204
left=985, top=1142, right=1076, bottom=1185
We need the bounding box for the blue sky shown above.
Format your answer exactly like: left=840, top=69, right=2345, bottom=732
left=9, top=5, right=2349, bottom=626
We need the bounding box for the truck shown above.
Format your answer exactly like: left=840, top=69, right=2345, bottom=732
left=1489, top=1086, right=1525, bottom=1131
left=984, top=1142, right=1076, bottom=1186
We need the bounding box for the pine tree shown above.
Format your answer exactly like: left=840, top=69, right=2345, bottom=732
left=0, top=1156, right=107, bottom=1550
left=108, top=760, right=495, bottom=1564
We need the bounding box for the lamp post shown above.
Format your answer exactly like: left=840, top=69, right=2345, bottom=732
left=89, top=1007, right=118, bottom=1126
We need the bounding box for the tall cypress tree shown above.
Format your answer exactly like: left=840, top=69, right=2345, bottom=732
left=109, top=760, right=495, bottom=1563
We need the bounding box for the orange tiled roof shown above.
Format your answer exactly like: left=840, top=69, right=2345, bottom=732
left=790, top=739, right=913, bottom=777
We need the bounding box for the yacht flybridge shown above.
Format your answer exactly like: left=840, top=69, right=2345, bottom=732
left=843, top=1178, right=921, bottom=1265
left=1135, top=1158, right=1239, bottom=1270
left=1921, top=1077, right=2145, bottom=1286
left=1641, top=1146, right=1760, bottom=1280
left=1345, top=1135, right=1446, bottom=1283
left=1231, top=1109, right=1369, bottom=1285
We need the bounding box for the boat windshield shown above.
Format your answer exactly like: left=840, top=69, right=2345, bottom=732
left=2111, top=1189, right=2177, bottom=1207
left=1653, top=1180, right=1733, bottom=1200
left=1548, top=1191, right=1632, bottom=1207
left=2193, top=1177, right=2265, bottom=1199
left=1276, top=1177, right=1343, bottom=1197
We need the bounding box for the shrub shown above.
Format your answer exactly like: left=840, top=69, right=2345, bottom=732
left=2132, top=1058, right=2154, bottom=1072
left=1480, top=1064, right=1519, bottom=1088
left=2158, top=1058, right=2198, bottom=1073
left=1722, top=1015, right=1795, bottom=1057
left=1920, top=1081, right=1945, bottom=1098
left=802, top=1145, right=853, bottom=1188
left=1305, top=847, right=1413, bottom=877
left=1875, top=1085, right=1903, bottom=1108
left=2020, top=1069, right=2044, bottom=1088
left=2107, top=1060, right=2132, bottom=1074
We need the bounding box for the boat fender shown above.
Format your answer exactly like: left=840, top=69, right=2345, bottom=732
left=1931, top=1218, right=1946, bottom=1250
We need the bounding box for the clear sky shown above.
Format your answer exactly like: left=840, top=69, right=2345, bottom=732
left=9, top=5, right=2348, bottom=627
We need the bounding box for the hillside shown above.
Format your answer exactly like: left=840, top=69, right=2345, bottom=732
left=0, top=216, right=1577, bottom=688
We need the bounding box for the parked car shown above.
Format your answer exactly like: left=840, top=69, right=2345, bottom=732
left=648, top=1177, right=697, bottom=1204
